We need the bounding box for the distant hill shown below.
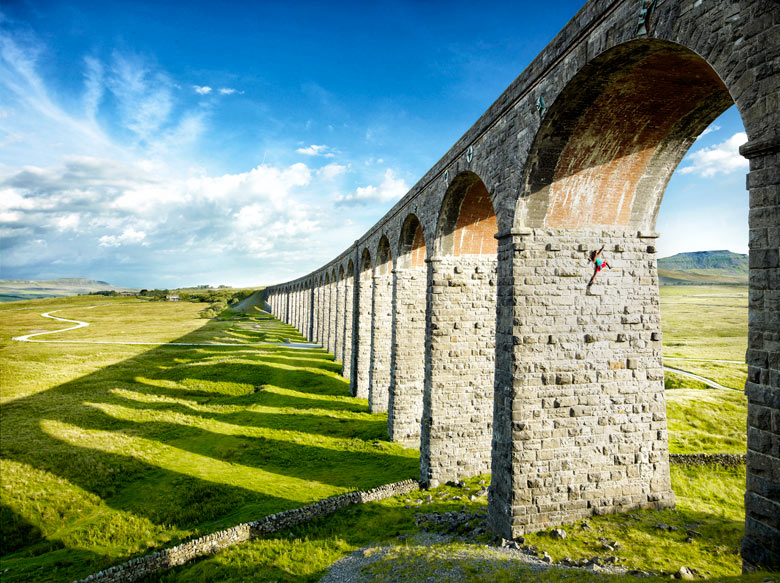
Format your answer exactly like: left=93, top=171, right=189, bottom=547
left=0, top=278, right=137, bottom=302
left=658, top=250, right=748, bottom=285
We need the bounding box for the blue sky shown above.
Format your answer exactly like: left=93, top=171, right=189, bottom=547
left=0, top=1, right=749, bottom=288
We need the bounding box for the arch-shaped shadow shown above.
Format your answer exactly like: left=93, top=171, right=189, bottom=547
left=0, top=315, right=418, bottom=582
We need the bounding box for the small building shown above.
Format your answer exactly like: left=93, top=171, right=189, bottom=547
left=167, top=295, right=179, bottom=302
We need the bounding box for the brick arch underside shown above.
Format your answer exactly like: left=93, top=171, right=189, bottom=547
left=399, top=214, right=427, bottom=269
left=520, top=40, right=733, bottom=230
left=438, top=172, right=498, bottom=256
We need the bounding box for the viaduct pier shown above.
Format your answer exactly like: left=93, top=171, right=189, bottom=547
left=266, top=0, right=780, bottom=570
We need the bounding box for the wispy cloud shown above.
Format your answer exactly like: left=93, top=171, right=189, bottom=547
left=0, top=18, right=412, bottom=285
left=335, top=168, right=408, bottom=206
left=696, top=124, right=720, bottom=140
left=296, top=144, right=335, bottom=157
left=680, top=132, right=748, bottom=178
left=99, top=226, right=147, bottom=247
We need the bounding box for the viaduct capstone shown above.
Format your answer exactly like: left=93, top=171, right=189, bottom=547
left=265, top=0, right=780, bottom=571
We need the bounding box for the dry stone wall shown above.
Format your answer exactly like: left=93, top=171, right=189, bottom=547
left=73, top=479, right=419, bottom=583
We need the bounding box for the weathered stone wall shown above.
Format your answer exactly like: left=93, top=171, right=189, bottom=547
left=369, top=272, right=393, bottom=412
left=742, top=143, right=780, bottom=571
left=353, top=268, right=373, bottom=399
left=388, top=267, right=427, bottom=445
left=489, top=229, right=674, bottom=537
left=329, top=279, right=337, bottom=354
left=261, top=0, right=779, bottom=569
left=420, top=255, right=497, bottom=487
left=334, top=277, right=343, bottom=362
left=342, top=271, right=355, bottom=379
left=74, top=479, right=419, bottom=583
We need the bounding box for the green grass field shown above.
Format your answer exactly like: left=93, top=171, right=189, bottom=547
left=0, top=286, right=764, bottom=582
left=0, top=297, right=417, bottom=582
left=660, top=285, right=749, bottom=455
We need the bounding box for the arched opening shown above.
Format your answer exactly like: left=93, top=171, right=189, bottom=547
left=334, top=266, right=344, bottom=367
left=352, top=248, right=373, bottom=400
left=421, top=171, right=498, bottom=487
left=369, top=235, right=394, bottom=413
left=326, top=269, right=338, bottom=358
left=342, top=259, right=355, bottom=381
left=389, top=214, right=428, bottom=446
left=518, top=40, right=732, bottom=230
left=492, top=39, right=755, bottom=542
left=438, top=171, right=498, bottom=256
left=398, top=214, right=427, bottom=269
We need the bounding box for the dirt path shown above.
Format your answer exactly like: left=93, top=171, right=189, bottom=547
left=664, top=356, right=744, bottom=364
left=12, top=308, right=321, bottom=349
left=663, top=365, right=737, bottom=391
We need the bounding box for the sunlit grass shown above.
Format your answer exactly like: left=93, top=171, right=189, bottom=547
left=665, top=388, right=747, bottom=454
left=660, top=285, right=748, bottom=454
left=660, top=285, right=747, bottom=389
left=0, top=297, right=417, bottom=582
left=147, top=467, right=758, bottom=583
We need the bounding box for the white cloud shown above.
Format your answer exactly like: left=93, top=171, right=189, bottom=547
left=98, top=226, right=147, bottom=247
left=319, top=163, right=347, bottom=180
left=696, top=124, right=720, bottom=140
left=194, top=85, right=212, bottom=95
left=0, top=22, right=409, bottom=286
left=108, top=53, right=174, bottom=141
left=296, top=144, right=335, bottom=158
left=0, top=210, right=21, bottom=222
left=53, top=213, right=80, bottom=232
left=679, top=132, right=748, bottom=178
left=335, top=168, right=409, bottom=206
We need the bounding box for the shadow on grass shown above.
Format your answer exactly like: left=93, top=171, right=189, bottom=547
left=0, top=315, right=418, bottom=583
left=143, top=495, right=755, bottom=583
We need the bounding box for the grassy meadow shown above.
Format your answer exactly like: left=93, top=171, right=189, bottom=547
left=0, top=296, right=417, bottom=582
left=659, top=286, right=749, bottom=455
left=0, top=284, right=763, bottom=582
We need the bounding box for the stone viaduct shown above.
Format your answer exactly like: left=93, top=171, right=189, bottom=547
left=265, top=0, right=779, bottom=570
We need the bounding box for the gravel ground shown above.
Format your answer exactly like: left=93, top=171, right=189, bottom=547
left=320, top=532, right=631, bottom=583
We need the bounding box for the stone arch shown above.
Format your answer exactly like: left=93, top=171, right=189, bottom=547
left=437, top=171, right=498, bottom=256
left=490, top=36, right=763, bottom=544
left=421, top=170, right=498, bottom=486
left=398, top=213, right=427, bottom=269
left=516, top=40, right=735, bottom=231
left=389, top=213, right=428, bottom=446
left=352, top=248, right=373, bottom=399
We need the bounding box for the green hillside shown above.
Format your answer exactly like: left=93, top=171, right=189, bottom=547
left=0, top=278, right=136, bottom=302
left=658, top=250, right=748, bottom=285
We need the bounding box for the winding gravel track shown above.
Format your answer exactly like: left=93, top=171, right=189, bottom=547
left=12, top=308, right=321, bottom=349
left=663, top=365, right=736, bottom=391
